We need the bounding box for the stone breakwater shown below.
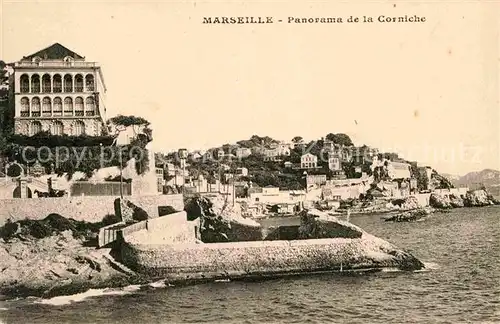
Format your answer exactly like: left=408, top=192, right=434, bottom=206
left=119, top=234, right=424, bottom=283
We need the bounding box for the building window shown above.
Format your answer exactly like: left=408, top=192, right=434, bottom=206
left=53, top=74, right=62, bottom=93
left=85, top=97, right=95, bottom=116
left=75, top=74, right=84, bottom=92
left=74, top=121, right=85, bottom=136
left=53, top=97, right=63, bottom=116
left=52, top=121, right=64, bottom=136
left=30, top=121, right=42, bottom=135
left=64, top=97, right=73, bottom=116
left=31, top=97, right=41, bottom=117
left=63, top=56, right=74, bottom=66
left=75, top=97, right=84, bottom=116
left=20, top=74, right=30, bottom=93
left=64, top=74, right=73, bottom=92
left=20, top=97, right=30, bottom=117
left=42, top=74, right=51, bottom=93
left=42, top=97, right=51, bottom=116
left=85, top=74, right=94, bottom=92
left=31, top=75, right=40, bottom=93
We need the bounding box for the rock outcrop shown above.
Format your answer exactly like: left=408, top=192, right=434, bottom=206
left=449, top=194, right=465, bottom=208
left=0, top=216, right=144, bottom=299
left=298, top=209, right=363, bottom=239
left=391, top=196, right=421, bottom=210
left=114, top=198, right=150, bottom=224
left=384, top=208, right=433, bottom=222
left=464, top=189, right=498, bottom=207
left=184, top=195, right=262, bottom=243
left=429, top=193, right=452, bottom=209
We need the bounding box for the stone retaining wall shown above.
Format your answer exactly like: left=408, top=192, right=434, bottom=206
left=0, top=194, right=184, bottom=226
left=124, top=211, right=199, bottom=245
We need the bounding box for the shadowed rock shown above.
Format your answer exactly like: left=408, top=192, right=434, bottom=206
left=298, top=209, right=363, bottom=239
left=114, top=198, right=149, bottom=224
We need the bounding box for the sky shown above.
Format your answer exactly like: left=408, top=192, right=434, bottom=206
left=1, top=0, right=498, bottom=175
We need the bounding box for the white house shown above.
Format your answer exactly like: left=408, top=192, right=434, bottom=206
left=301, top=153, right=317, bottom=169
left=235, top=147, right=252, bottom=159
left=388, top=162, right=412, bottom=180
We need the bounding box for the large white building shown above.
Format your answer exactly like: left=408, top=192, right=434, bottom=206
left=11, top=43, right=107, bottom=136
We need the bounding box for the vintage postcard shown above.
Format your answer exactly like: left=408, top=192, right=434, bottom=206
left=0, top=0, right=498, bottom=323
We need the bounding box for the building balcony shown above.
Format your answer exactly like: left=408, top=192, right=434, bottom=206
left=32, top=112, right=41, bottom=117
left=14, top=61, right=99, bottom=68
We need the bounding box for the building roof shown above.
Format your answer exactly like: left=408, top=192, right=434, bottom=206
left=22, top=43, right=84, bottom=60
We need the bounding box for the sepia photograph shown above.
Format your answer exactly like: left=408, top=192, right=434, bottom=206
left=0, top=0, right=499, bottom=323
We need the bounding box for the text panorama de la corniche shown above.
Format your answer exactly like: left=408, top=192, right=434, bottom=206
left=202, top=15, right=426, bottom=24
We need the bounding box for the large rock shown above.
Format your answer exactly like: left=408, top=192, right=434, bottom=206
left=449, top=194, right=464, bottom=208
left=184, top=195, right=262, bottom=243
left=464, top=189, right=497, bottom=207
left=391, top=196, right=421, bottom=210
left=384, top=208, right=433, bottom=222
left=298, top=209, right=363, bottom=239
left=114, top=198, right=150, bottom=224
left=429, top=193, right=452, bottom=209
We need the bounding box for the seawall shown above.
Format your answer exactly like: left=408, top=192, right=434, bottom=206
left=120, top=234, right=422, bottom=281
left=0, top=194, right=184, bottom=226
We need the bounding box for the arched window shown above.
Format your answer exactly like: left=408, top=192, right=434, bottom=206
left=74, top=121, right=85, bottom=136
left=85, top=74, right=94, bottom=92
left=75, top=97, right=84, bottom=116
left=85, top=97, right=95, bottom=116
left=42, top=74, right=51, bottom=93
left=52, top=121, right=64, bottom=136
left=64, top=74, right=73, bottom=92
left=31, top=75, right=40, bottom=93
left=64, top=97, right=73, bottom=116
left=53, top=97, right=63, bottom=116
left=42, top=97, right=51, bottom=116
left=75, top=74, right=84, bottom=92
left=53, top=74, right=62, bottom=93
left=20, top=74, right=30, bottom=93
left=30, top=121, right=42, bottom=136
left=31, top=97, right=41, bottom=117
left=20, top=97, right=30, bottom=116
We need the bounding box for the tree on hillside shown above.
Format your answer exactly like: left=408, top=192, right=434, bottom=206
left=107, top=115, right=151, bottom=140
left=292, top=136, right=303, bottom=144
left=0, top=60, right=12, bottom=164
left=325, top=133, right=354, bottom=146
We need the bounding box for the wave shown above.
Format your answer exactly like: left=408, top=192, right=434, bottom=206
left=414, top=261, right=440, bottom=273
left=33, top=285, right=142, bottom=306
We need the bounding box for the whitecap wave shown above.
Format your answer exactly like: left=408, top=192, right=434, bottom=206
left=33, top=285, right=142, bottom=306
left=423, top=262, right=440, bottom=270
left=148, top=280, right=167, bottom=288
left=414, top=261, right=440, bottom=272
